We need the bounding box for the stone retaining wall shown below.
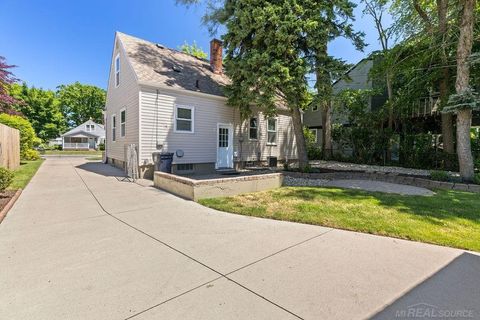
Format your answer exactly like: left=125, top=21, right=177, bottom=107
left=284, top=172, right=480, bottom=193
left=154, top=172, right=284, bottom=201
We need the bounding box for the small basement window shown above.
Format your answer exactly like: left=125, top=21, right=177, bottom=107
left=120, top=109, right=126, bottom=137
left=177, top=163, right=194, bottom=171
left=249, top=117, right=258, bottom=140
left=267, top=118, right=277, bottom=145
left=175, top=105, right=194, bottom=132
left=115, top=54, right=120, bottom=87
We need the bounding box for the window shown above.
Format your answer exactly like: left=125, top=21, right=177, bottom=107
left=120, top=109, right=126, bottom=137
left=249, top=117, right=258, bottom=140
left=310, top=129, right=318, bottom=143
left=175, top=105, right=194, bottom=132
left=218, top=127, right=229, bottom=147
left=267, top=118, right=277, bottom=145
left=112, top=115, right=116, bottom=142
left=177, top=163, right=194, bottom=171
left=114, top=54, right=120, bottom=87
left=312, top=105, right=318, bottom=111
left=86, top=124, right=95, bottom=132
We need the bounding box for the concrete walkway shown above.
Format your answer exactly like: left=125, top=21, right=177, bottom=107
left=1, top=158, right=478, bottom=320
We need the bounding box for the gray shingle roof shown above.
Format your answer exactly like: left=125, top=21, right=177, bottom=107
left=117, top=32, right=229, bottom=97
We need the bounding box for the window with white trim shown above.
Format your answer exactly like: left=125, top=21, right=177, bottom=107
left=267, top=118, right=277, bottom=145
left=249, top=117, right=258, bottom=140
left=312, top=105, right=318, bottom=111
left=86, top=124, right=95, bottom=132
left=112, top=115, right=116, bottom=141
left=120, top=109, right=126, bottom=137
left=175, top=105, right=194, bottom=132
left=114, top=54, right=120, bottom=87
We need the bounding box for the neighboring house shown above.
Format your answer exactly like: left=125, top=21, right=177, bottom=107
left=303, top=57, right=387, bottom=147
left=105, top=32, right=298, bottom=178
left=61, top=120, right=105, bottom=150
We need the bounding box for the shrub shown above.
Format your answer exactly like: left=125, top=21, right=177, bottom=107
left=23, top=149, right=40, bottom=161
left=0, top=167, right=14, bottom=192
left=98, top=143, right=105, bottom=151
left=430, top=170, right=450, bottom=182
left=0, top=114, right=39, bottom=160
left=474, top=173, right=480, bottom=185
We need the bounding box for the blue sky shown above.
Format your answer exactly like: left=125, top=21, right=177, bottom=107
left=0, top=0, right=388, bottom=91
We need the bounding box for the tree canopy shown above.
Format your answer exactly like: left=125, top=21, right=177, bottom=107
left=57, top=82, right=106, bottom=127
left=179, top=41, right=208, bottom=59
left=9, top=83, right=66, bottom=141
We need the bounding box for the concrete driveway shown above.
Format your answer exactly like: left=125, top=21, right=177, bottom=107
left=1, top=158, right=479, bottom=320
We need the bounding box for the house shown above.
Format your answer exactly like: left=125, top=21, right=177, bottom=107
left=303, top=57, right=388, bottom=147
left=61, top=120, right=105, bottom=150
left=105, top=32, right=298, bottom=178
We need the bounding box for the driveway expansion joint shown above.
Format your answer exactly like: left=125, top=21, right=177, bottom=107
left=72, top=163, right=308, bottom=319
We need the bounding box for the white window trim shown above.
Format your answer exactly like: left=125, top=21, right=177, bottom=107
left=114, top=54, right=120, bottom=88
left=311, top=128, right=318, bottom=143
left=249, top=117, right=258, bottom=140
left=120, top=108, right=126, bottom=137
left=266, top=118, right=277, bottom=146
left=174, top=104, right=195, bottom=133
left=312, top=105, right=319, bottom=112
left=111, top=114, right=117, bottom=142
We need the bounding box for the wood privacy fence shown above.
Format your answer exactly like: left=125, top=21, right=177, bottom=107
left=0, top=123, right=20, bottom=170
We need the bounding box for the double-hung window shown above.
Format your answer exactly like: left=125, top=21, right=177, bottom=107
left=86, top=124, right=95, bottom=132
left=120, top=109, right=126, bottom=137
left=112, top=115, right=116, bottom=142
left=114, top=54, right=120, bottom=87
left=267, top=118, right=277, bottom=145
left=310, top=129, right=318, bottom=143
left=249, top=117, right=258, bottom=140
left=175, top=105, right=194, bottom=133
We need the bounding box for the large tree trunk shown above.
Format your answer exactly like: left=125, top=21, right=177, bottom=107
left=455, top=0, right=476, bottom=181
left=324, top=102, right=333, bottom=159
left=437, top=0, right=455, bottom=157
left=291, top=106, right=309, bottom=170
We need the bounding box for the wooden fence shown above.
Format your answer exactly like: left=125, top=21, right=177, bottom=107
left=0, top=123, right=20, bottom=170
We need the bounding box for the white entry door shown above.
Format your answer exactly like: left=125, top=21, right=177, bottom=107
left=216, top=123, right=233, bottom=169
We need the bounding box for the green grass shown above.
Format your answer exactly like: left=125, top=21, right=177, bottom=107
left=43, top=150, right=102, bottom=155
left=199, top=187, right=480, bottom=252
left=8, top=159, right=44, bottom=190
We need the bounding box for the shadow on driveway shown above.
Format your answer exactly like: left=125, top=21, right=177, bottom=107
left=371, top=252, right=480, bottom=319
left=76, top=162, right=126, bottom=178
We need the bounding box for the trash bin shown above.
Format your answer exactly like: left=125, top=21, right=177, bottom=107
left=152, top=152, right=174, bottom=173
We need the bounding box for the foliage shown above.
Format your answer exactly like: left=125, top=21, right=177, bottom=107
left=444, top=87, right=479, bottom=113
left=57, top=82, right=105, bottom=127
left=0, top=56, right=22, bottom=115
left=0, top=114, right=40, bottom=159
left=98, top=143, right=105, bottom=151
left=0, top=167, right=14, bottom=192
left=200, top=187, right=480, bottom=252
left=430, top=170, right=450, bottom=182
left=303, top=127, right=322, bottom=160
left=22, top=149, right=40, bottom=161
left=9, top=83, right=66, bottom=141
left=474, top=173, right=480, bottom=185
left=179, top=41, right=208, bottom=59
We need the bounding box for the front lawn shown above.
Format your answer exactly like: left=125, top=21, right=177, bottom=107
left=43, top=150, right=103, bottom=156
left=8, top=159, right=44, bottom=190
left=200, top=187, right=480, bottom=252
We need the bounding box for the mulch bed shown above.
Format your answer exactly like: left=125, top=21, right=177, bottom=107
left=0, top=190, right=22, bottom=223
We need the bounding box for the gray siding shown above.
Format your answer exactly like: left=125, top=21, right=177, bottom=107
left=105, top=35, right=140, bottom=163
left=139, top=86, right=298, bottom=165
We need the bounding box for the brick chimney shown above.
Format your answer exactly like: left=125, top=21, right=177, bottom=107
left=210, top=39, right=223, bottom=74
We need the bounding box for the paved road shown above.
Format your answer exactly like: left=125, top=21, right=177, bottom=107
left=1, top=158, right=479, bottom=320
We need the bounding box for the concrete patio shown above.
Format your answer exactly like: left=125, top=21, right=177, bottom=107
left=0, top=157, right=478, bottom=320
